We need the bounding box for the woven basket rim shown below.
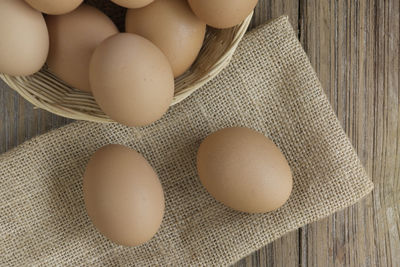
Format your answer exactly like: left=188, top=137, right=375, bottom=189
left=1, top=13, right=253, bottom=124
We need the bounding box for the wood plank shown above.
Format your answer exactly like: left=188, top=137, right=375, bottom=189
left=1, top=0, right=399, bottom=266
left=299, top=0, right=400, bottom=267
left=248, top=0, right=299, bottom=33
left=0, top=85, right=72, bottom=153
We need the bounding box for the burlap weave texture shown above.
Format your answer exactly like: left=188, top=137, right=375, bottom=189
left=0, top=16, right=373, bottom=266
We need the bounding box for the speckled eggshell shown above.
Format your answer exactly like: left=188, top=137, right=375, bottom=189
left=126, top=0, right=206, bottom=77
left=0, top=0, right=49, bottom=76
left=89, top=33, right=174, bottom=126
left=46, top=4, right=118, bottom=92
left=197, top=127, right=293, bottom=213
left=83, top=144, right=165, bottom=247
left=25, top=0, right=83, bottom=15
left=111, top=0, right=153, bottom=8
left=188, top=0, right=258, bottom=29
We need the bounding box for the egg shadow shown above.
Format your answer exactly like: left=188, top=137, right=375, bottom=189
left=84, top=0, right=126, bottom=31
left=28, top=147, right=112, bottom=259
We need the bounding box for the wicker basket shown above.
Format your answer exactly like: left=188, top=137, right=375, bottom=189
left=0, top=1, right=252, bottom=123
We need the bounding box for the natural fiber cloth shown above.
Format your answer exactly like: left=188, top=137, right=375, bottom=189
left=0, top=16, right=373, bottom=266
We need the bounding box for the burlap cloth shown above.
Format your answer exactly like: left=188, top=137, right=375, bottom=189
left=0, top=16, right=373, bottom=266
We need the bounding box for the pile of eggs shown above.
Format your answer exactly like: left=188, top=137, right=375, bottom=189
left=1, top=0, right=294, bottom=248
left=0, top=0, right=258, bottom=126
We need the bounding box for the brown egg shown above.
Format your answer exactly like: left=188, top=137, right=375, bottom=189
left=83, top=144, right=165, bottom=247
left=46, top=5, right=118, bottom=92
left=126, top=0, right=206, bottom=78
left=25, top=0, right=83, bottom=15
left=197, top=127, right=293, bottom=213
left=0, top=0, right=48, bottom=76
left=89, top=33, right=174, bottom=126
left=111, top=0, right=153, bottom=8
left=188, top=0, right=258, bottom=29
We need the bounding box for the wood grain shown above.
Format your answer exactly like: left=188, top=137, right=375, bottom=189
left=240, top=0, right=400, bottom=266
left=1, top=0, right=399, bottom=266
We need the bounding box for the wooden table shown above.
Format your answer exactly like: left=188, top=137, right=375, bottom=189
left=1, top=1, right=399, bottom=266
